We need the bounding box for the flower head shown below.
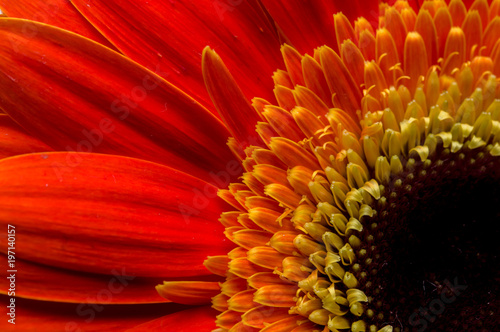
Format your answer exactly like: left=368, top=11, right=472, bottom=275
left=0, top=0, right=499, bottom=331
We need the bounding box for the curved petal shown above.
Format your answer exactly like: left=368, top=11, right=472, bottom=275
left=260, top=0, right=379, bottom=55
left=0, top=153, right=234, bottom=278
left=0, top=0, right=115, bottom=49
left=125, top=306, right=217, bottom=331
left=0, top=296, right=186, bottom=331
left=71, top=0, right=283, bottom=113
left=0, top=257, right=167, bottom=304
left=0, top=115, right=53, bottom=159
left=203, top=47, right=264, bottom=148
left=0, top=18, right=235, bottom=184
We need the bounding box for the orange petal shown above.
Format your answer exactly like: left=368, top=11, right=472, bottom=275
left=319, top=46, right=362, bottom=115
left=228, top=289, right=258, bottom=312
left=334, top=13, right=358, bottom=52
left=483, top=17, right=500, bottom=56
left=415, top=8, right=438, bottom=66
left=247, top=272, right=292, bottom=289
left=291, top=321, right=321, bottom=331
left=404, top=32, right=428, bottom=94
left=221, top=276, right=249, bottom=297
left=469, top=0, right=489, bottom=28
left=341, top=40, right=365, bottom=89
left=0, top=19, right=234, bottom=184
left=461, top=9, right=483, bottom=60
left=273, top=69, right=293, bottom=89
left=401, top=7, right=417, bottom=32
left=156, top=281, right=220, bottom=305
left=364, top=61, right=388, bottom=98
left=204, top=255, right=230, bottom=277
left=71, top=0, right=282, bottom=114
left=252, top=148, right=288, bottom=169
left=359, top=29, right=377, bottom=61
left=384, top=6, right=407, bottom=61
left=245, top=196, right=283, bottom=212
left=301, top=55, right=334, bottom=107
left=229, top=258, right=268, bottom=279
left=247, top=246, right=288, bottom=270
left=282, top=44, right=305, bottom=87
left=376, top=28, right=399, bottom=87
left=274, top=84, right=297, bottom=111
left=262, top=105, right=304, bottom=142
left=216, top=309, right=241, bottom=329
left=242, top=306, right=291, bottom=329
left=270, top=137, right=321, bottom=171
left=260, top=315, right=305, bottom=332
left=254, top=285, right=298, bottom=307
left=231, top=230, right=273, bottom=250
left=203, top=47, right=264, bottom=148
left=212, top=293, right=230, bottom=312
left=293, top=86, right=331, bottom=119
left=270, top=231, right=300, bottom=255
left=442, top=27, right=466, bottom=75
left=0, top=153, right=234, bottom=278
left=249, top=208, right=293, bottom=234
left=490, top=0, right=500, bottom=22
left=449, top=0, right=467, bottom=27
left=265, top=183, right=302, bottom=209
left=434, top=7, right=453, bottom=57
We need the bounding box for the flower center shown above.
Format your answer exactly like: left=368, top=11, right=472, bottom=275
left=305, top=143, right=500, bottom=332
left=198, top=1, right=500, bottom=331
left=367, top=151, right=500, bottom=331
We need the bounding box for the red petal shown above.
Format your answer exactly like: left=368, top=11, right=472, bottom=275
left=0, top=296, right=186, bottom=331
left=126, top=306, right=217, bottom=331
left=156, top=281, right=220, bottom=305
left=261, top=0, right=379, bottom=55
left=0, top=0, right=115, bottom=49
left=203, top=47, right=265, bottom=148
left=71, top=0, right=283, bottom=114
left=0, top=257, right=166, bottom=304
left=0, top=18, right=235, bottom=184
left=0, top=115, right=53, bottom=159
left=0, top=153, right=234, bottom=278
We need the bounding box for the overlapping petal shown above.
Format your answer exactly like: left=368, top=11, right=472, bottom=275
left=70, top=0, right=283, bottom=113
left=0, top=18, right=234, bottom=184
left=0, top=0, right=115, bottom=48
left=0, top=297, right=182, bottom=331
left=0, top=257, right=167, bottom=304
left=2, top=0, right=491, bottom=330
left=126, top=306, right=218, bottom=331
left=0, top=153, right=234, bottom=278
left=260, top=0, right=379, bottom=55
left=203, top=47, right=265, bottom=148
left=156, top=281, right=220, bottom=305
left=0, top=115, right=53, bottom=159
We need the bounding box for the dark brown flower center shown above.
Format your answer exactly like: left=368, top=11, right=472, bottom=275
left=357, top=145, right=499, bottom=331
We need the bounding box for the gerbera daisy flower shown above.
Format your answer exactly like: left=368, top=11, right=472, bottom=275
left=0, top=0, right=499, bottom=331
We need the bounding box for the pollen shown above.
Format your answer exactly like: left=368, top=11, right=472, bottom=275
left=163, top=1, right=500, bottom=331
